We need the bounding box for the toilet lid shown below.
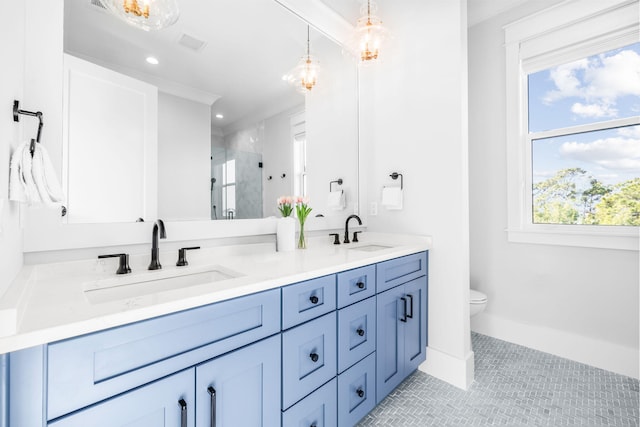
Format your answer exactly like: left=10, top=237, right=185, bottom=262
left=470, top=289, right=487, bottom=303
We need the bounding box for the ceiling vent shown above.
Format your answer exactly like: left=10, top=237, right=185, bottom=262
left=177, top=33, right=207, bottom=52
left=89, top=0, right=106, bottom=10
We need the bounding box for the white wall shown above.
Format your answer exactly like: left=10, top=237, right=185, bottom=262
left=158, top=92, right=211, bottom=221
left=360, top=0, right=472, bottom=389
left=0, top=1, right=26, bottom=297
left=468, top=1, right=639, bottom=378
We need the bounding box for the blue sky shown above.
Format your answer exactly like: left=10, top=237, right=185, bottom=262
left=528, top=42, right=640, bottom=186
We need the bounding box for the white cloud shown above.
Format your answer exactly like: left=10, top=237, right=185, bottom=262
left=543, top=47, right=640, bottom=116
left=617, top=126, right=640, bottom=138
left=570, top=102, right=617, bottom=118
left=560, top=135, right=640, bottom=171
left=543, top=59, right=588, bottom=104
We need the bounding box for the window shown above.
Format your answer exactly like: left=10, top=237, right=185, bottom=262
left=528, top=43, right=639, bottom=226
left=504, top=0, right=639, bottom=250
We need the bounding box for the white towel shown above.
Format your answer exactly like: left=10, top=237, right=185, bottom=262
left=381, top=187, right=403, bottom=210
left=9, top=140, right=37, bottom=203
left=31, top=143, right=64, bottom=206
left=9, top=140, right=64, bottom=206
left=327, top=190, right=345, bottom=210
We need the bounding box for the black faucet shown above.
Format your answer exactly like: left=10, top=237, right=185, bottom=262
left=148, top=219, right=166, bottom=270
left=344, top=214, right=362, bottom=243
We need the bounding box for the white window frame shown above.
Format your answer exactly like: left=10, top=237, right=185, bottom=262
left=504, top=0, right=640, bottom=251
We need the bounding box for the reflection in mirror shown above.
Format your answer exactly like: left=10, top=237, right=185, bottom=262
left=63, top=0, right=358, bottom=223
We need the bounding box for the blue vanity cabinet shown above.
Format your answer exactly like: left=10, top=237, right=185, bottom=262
left=48, top=368, right=195, bottom=427
left=195, top=334, right=281, bottom=427
left=375, top=252, right=428, bottom=404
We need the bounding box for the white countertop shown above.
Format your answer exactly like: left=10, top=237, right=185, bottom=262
left=0, top=232, right=431, bottom=354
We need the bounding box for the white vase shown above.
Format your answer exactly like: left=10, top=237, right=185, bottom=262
left=276, top=217, right=295, bottom=252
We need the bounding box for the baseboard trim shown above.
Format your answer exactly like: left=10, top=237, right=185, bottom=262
left=419, top=346, right=475, bottom=390
left=472, top=313, right=639, bottom=379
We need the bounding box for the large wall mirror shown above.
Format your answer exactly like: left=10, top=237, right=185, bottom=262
left=62, top=0, right=359, bottom=225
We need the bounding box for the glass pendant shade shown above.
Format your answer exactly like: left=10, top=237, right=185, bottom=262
left=100, top=0, right=180, bottom=31
left=353, top=0, right=387, bottom=64
left=286, top=27, right=320, bottom=94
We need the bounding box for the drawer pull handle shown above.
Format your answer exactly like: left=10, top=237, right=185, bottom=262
left=309, top=295, right=319, bottom=304
left=356, top=281, right=365, bottom=289
left=407, top=294, right=414, bottom=319
left=356, top=328, right=365, bottom=337
left=356, top=388, right=365, bottom=398
left=310, top=352, right=319, bottom=362
left=178, top=399, right=187, bottom=427
left=400, top=297, right=408, bottom=322
left=208, top=386, right=217, bottom=427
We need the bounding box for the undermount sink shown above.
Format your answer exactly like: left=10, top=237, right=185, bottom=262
left=348, top=244, right=393, bottom=252
left=83, top=265, right=243, bottom=304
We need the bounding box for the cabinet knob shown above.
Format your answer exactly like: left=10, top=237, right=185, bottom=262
left=310, top=352, right=319, bottom=362
left=309, top=295, right=319, bottom=304
left=356, top=328, right=365, bottom=337
left=356, top=281, right=365, bottom=289
left=356, top=388, right=365, bottom=398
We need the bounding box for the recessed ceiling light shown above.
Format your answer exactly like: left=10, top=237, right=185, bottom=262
left=146, top=56, right=159, bottom=65
left=215, top=114, right=224, bottom=119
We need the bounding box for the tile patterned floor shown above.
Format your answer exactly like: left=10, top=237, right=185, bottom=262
left=358, top=332, right=639, bottom=426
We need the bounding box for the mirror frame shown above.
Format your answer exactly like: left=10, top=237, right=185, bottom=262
left=22, top=0, right=364, bottom=252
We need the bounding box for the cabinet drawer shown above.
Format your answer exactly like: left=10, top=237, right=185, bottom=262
left=282, top=312, right=337, bottom=409
left=337, top=352, right=376, bottom=427
left=376, top=252, right=428, bottom=293
left=48, top=369, right=194, bottom=427
left=336, top=264, right=376, bottom=308
left=47, top=289, right=280, bottom=420
left=282, top=378, right=337, bottom=427
left=337, top=296, right=376, bottom=373
left=282, top=274, right=336, bottom=330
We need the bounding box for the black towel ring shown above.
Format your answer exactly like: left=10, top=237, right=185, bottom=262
left=13, top=100, right=44, bottom=157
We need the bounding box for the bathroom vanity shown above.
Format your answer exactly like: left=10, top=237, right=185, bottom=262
left=1, top=234, right=429, bottom=426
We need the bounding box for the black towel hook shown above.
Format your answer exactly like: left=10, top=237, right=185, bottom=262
left=13, top=100, right=44, bottom=157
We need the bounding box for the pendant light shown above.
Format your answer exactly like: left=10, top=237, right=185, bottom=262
left=354, top=0, right=387, bottom=64
left=286, top=26, right=320, bottom=94
left=100, top=0, right=180, bottom=31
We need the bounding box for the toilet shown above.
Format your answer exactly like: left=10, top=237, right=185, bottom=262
left=469, top=289, right=487, bottom=317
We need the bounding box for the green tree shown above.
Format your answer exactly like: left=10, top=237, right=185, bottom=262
left=594, top=178, right=640, bottom=226
left=581, top=179, right=612, bottom=224
left=533, top=168, right=586, bottom=224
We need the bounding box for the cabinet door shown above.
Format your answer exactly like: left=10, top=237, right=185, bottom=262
left=375, top=286, right=405, bottom=403
left=403, top=277, right=428, bottom=373
left=48, top=369, right=194, bottom=427
left=375, top=277, right=428, bottom=404
left=195, top=335, right=281, bottom=427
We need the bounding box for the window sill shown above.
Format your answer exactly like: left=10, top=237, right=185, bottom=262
left=506, top=227, right=639, bottom=251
